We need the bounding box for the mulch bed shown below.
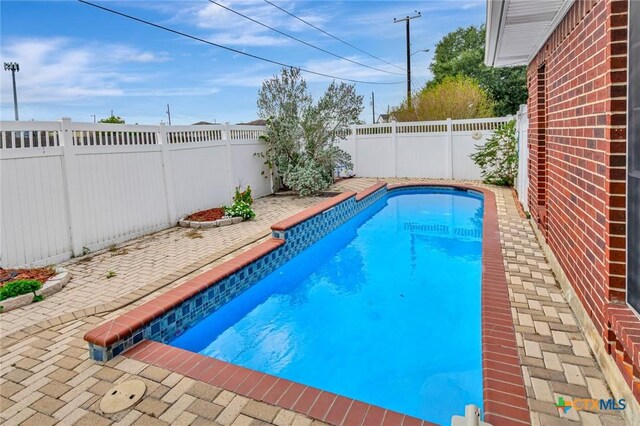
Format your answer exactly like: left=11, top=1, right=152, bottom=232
left=184, top=207, right=225, bottom=222
left=0, top=267, right=57, bottom=288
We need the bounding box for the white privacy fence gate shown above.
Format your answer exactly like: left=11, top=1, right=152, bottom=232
left=1, top=119, right=271, bottom=268
left=1, top=116, right=525, bottom=268
left=338, top=116, right=514, bottom=180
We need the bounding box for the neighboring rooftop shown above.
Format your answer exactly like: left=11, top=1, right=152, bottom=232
left=192, top=121, right=218, bottom=125
left=237, top=119, right=266, bottom=126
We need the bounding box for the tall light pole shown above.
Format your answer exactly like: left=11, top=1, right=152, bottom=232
left=370, top=92, right=375, bottom=123
left=4, top=62, right=20, bottom=121
left=394, top=12, right=421, bottom=110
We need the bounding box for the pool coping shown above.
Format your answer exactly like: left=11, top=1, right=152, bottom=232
left=85, top=181, right=529, bottom=425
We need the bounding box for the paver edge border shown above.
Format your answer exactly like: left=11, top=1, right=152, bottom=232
left=179, top=216, right=244, bottom=229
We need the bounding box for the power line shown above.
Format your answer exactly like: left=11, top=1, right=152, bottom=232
left=262, top=0, right=405, bottom=72
left=208, top=0, right=403, bottom=76
left=77, top=1, right=403, bottom=85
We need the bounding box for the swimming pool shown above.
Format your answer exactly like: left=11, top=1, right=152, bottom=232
left=85, top=182, right=528, bottom=425
left=170, top=188, right=483, bottom=423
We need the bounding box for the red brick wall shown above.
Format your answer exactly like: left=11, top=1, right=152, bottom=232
left=527, top=0, right=631, bottom=395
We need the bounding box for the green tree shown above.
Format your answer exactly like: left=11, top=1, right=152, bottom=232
left=429, top=25, right=527, bottom=116
left=99, top=114, right=125, bottom=124
left=393, top=75, right=494, bottom=121
left=257, top=68, right=362, bottom=196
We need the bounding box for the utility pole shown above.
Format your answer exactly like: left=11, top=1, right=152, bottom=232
left=166, top=104, right=172, bottom=126
left=4, top=62, right=20, bottom=121
left=90, top=114, right=96, bottom=123
left=394, top=12, right=421, bottom=110
left=370, top=92, right=375, bottom=123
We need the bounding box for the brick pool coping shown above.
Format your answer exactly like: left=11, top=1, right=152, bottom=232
left=85, top=182, right=529, bottom=425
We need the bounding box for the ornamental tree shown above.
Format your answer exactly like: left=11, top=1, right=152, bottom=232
left=257, top=67, right=363, bottom=196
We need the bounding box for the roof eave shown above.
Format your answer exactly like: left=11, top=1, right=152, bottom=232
left=484, top=0, right=577, bottom=68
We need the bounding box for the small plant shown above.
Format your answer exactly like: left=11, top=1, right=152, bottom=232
left=32, top=294, right=44, bottom=303
left=106, top=271, right=117, bottom=279
left=223, top=201, right=256, bottom=220
left=233, top=186, right=253, bottom=205
left=223, top=186, right=256, bottom=219
left=470, top=119, right=518, bottom=186
left=82, top=246, right=90, bottom=256
left=0, top=280, right=42, bottom=301
left=110, top=248, right=129, bottom=257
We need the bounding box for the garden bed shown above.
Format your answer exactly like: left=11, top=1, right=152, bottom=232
left=179, top=210, right=244, bottom=229
left=0, top=266, right=57, bottom=284
left=0, top=268, right=70, bottom=312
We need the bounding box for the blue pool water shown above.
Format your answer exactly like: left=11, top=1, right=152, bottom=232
left=171, top=189, right=483, bottom=424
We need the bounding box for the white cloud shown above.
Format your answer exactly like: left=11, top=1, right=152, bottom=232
left=174, top=0, right=332, bottom=48
left=0, top=37, right=215, bottom=106
left=207, top=63, right=275, bottom=88
left=301, top=56, right=406, bottom=85
left=0, top=38, right=173, bottom=103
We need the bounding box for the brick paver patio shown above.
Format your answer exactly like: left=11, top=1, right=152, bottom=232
left=0, top=179, right=632, bottom=425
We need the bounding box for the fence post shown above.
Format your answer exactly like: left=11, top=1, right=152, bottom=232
left=158, top=123, right=177, bottom=224
left=351, top=124, right=358, bottom=176
left=391, top=120, right=398, bottom=177
left=223, top=122, right=235, bottom=200
left=59, top=118, right=85, bottom=257
left=446, top=118, right=453, bottom=179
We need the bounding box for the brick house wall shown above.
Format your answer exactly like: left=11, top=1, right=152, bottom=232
left=526, top=0, right=636, bottom=400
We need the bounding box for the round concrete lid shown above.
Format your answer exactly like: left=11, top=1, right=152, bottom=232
left=100, top=380, right=146, bottom=414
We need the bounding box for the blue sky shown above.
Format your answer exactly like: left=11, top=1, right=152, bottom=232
left=1, top=1, right=485, bottom=124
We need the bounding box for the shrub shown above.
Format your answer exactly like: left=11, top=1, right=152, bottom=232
left=257, top=67, right=362, bottom=195
left=224, top=200, right=255, bottom=220
left=0, top=280, right=42, bottom=301
left=392, top=75, right=494, bottom=121
left=284, top=159, right=333, bottom=197
left=470, top=119, right=518, bottom=186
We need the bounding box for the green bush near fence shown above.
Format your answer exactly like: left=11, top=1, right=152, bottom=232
left=470, top=119, right=518, bottom=186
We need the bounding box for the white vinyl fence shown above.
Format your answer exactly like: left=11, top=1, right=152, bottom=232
left=0, top=119, right=271, bottom=268
left=1, top=116, right=522, bottom=268
left=338, top=116, right=513, bottom=180
left=515, top=105, right=529, bottom=211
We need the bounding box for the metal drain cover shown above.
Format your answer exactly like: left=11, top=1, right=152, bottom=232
left=100, top=380, right=146, bottom=414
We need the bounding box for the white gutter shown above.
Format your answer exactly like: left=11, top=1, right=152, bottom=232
left=484, top=0, right=577, bottom=68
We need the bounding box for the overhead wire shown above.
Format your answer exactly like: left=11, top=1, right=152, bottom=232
left=77, top=0, right=404, bottom=85
left=207, top=0, right=403, bottom=76
left=262, top=0, right=405, bottom=72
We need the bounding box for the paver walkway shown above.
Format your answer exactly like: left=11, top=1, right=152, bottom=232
left=0, top=178, right=633, bottom=425
left=0, top=195, right=324, bottom=337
